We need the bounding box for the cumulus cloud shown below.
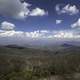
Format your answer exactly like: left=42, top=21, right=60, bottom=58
left=56, top=20, right=62, bottom=24
left=71, top=18, right=80, bottom=28
left=1, top=21, right=15, bottom=31
left=53, top=31, right=74, bottom=38
left=0, top=21, right=80, bottom=39
left=0, top=0, right=30, bottom=19
left=40, top=30, right=49, bottom=33
left=0, top=29, right=80, bottom=39
left=0, top=30, right=80, bottom=46
left=56, top=4, right=79, bottom=15
left=29, top=8, right=48, bottom=16
left=0, top=0, right=47, bottom=19
left=16, top=1, right=31, bottom=19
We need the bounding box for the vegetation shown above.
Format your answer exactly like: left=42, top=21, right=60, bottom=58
left=0, top=45, right=80, bottom=80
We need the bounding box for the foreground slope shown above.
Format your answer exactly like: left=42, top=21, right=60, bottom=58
left=0, top=44, right=80, bottom=80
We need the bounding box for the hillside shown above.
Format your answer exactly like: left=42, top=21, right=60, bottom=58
left=0, top=44, right=80, bottom=80
left=0, top=43, right=80, bottom=56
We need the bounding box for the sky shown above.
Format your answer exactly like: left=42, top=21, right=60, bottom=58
left=0, top=0, right=80, bottom=45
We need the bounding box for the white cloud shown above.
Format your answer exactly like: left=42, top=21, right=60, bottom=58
left=56, top=4, right=79, bottom=15
left=0, top=30, right=43, bottom=38
left=56, top=20, right=62, bottom=24
left=16, top=2, right=31, bottom=19
left=53, top=31, right=74, bottom=38
left=71, top=18, right=80, bottom=28
left=0, top=26, right=80, bottom=46
left=0, top=30, right=80, bottom=46
left=0, top=21, right=80, bottom=40
left=29, top=8, right=48, bottom=16
left=0, top=0, right=30, bottom=19
left=40, top=30, right=49, bottom=33
left=1, top=21, right=15, bottom=31
left=0, top=29, right=80, bottom=39
left=0, top=0, right=47, bottom=19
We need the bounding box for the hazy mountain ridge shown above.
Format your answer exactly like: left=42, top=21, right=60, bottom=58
left=0, top=42, right=80, bottom=56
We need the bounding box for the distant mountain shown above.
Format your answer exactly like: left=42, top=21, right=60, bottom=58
left=64, top=41, right=80, bottom=47
left=61, top=43, right=76, bottom=48
left=5, top=45, right=25, bottom=49
left=0, top=40, right=80, bottom=56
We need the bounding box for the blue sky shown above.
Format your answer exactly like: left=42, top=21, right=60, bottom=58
left=0, top=0, right=80, bottom=31
left=0, top=0, right=80, bottom=45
